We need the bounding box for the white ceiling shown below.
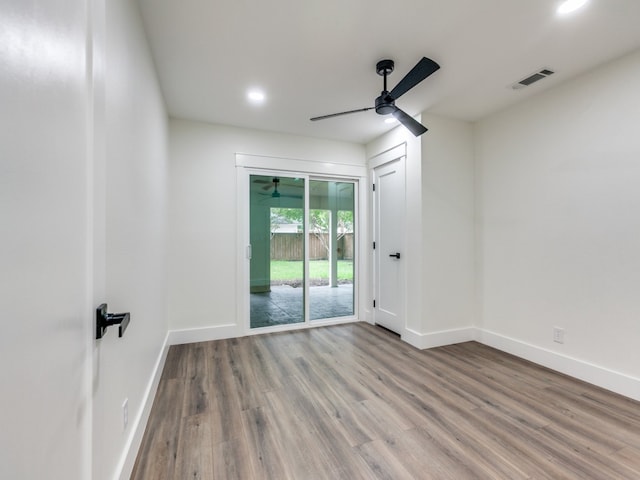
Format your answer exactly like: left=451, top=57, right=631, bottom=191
left=136, top=0, right=640, bottom=144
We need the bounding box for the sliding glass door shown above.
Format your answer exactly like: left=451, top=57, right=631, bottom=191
left=308, top=180, right=354, bottom=320
left=250, top=174, right=305, bottom=328
left=249, top=173, right=356, bottom=329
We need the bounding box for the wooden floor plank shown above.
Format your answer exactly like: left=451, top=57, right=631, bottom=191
left=131, top=323, right=640, bottom=479
left=355, top=438, right=417, bottom=480
left=182, top=344, right=210, bottom=418
left=130, top=378, right=185, bottom=479
left=173, top=413, right=213, bottom=479
left=212, top=436, right=256, bottom=480
left=386, top=427, right=487, bottom=480
left=208, top=380, right=245, bottom=446
left=262, top=389, right=335, bottom=480
left=610, top=446, right=640, bottom=477
left=242, top=405, right=294, bottom=480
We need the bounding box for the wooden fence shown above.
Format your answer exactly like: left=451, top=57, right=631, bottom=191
left=270, top=233, right=353, bottom=260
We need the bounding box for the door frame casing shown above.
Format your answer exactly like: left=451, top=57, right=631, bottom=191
left=369, top=143, right=407, bottom=334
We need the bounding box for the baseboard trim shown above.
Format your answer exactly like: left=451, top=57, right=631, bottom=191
left=400, top=326, right=639, bottom=401
left=117, top=331, right=170, bottom=480
left=402, top=326, right=477, bottom=350
left=167, top=323, right=241, bottom=346
left=477, top=329, right=640, bottom=402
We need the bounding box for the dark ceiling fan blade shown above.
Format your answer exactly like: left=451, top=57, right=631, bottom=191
left=392, top=108, right=428, bottom=136
left=310, top=107, right=374, bottom=121
left=266, top=183, right=303, bottom=190
left=388, top=57, right=440, bottom=100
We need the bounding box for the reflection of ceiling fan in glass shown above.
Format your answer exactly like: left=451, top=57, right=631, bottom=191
left=271, top=177, right=281, bottom=198
left=253, top=177, right=303, bottom=196
left=253, top=177, right=301, bottom=200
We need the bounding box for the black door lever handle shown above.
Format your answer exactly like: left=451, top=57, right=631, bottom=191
left=389, top=253, right=401, bottom=259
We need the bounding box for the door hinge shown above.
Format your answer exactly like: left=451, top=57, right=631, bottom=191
left=373, top=241, right=376, bottom=250
left=372, top=183, right=376, bottom=192
left=373, top=300, right=376, bottom=308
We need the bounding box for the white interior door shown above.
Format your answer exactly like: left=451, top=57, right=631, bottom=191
left=373, top=157, right=406, bottom=333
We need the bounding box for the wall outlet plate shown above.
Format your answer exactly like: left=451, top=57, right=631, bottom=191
left=553, top=327, right=565, bottom=344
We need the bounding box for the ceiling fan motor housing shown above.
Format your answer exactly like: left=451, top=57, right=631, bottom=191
left=375, top=93, right=395, bottom=115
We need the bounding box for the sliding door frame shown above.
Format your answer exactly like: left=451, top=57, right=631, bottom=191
left=236, top=153, right=366, bottom=336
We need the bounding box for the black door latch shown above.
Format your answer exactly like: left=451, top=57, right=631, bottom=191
left=96, top=303, right=130, bottom=339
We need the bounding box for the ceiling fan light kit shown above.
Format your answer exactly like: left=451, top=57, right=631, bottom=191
left=310, top=56, right=440, bottom=137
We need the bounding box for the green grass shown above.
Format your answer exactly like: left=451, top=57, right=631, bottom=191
left=270, top=260, right=353, bottom=281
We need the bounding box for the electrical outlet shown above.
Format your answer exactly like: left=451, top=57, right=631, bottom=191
left=553, top=327, right=565, bottom=344
left=122, top=398, right=129, bottom=430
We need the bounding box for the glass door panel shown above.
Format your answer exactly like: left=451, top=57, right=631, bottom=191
left=250, top=175, right=305, bottom=328
left=308, top=180, right=355, bottom=320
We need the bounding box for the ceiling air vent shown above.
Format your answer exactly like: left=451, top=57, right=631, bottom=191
left=512, top=68, right=555, bottom=90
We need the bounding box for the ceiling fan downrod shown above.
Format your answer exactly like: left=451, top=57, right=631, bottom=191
left=375, top=59, right=396, bottom=116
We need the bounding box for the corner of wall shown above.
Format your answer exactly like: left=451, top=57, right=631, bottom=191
left=471, top=120, right=483, bottom=332
left=402, top=326, right=479, bottom=350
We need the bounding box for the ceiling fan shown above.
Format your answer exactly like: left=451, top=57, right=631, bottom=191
left=310, top=57, right=440, bottom=136
left=253, top=177, right=303, bottom=190
left=271, top=177, right=281, bottom=197
left=262, top=177, right=302, bottom=200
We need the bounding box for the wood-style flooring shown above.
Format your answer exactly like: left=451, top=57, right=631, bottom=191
left=131, top=323, right=640, bottom=479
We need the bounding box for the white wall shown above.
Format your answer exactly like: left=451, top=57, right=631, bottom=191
left=0, top=0, right=169, bottom=478
left=476, top=49, right=640, bottom=398
left=168, top=119, right=364, bottom=333
left=421, top=115, right=476, bottom=337
left=0, top=1, right=91, bottom=478
left=93, top=0, right=169, bottom=479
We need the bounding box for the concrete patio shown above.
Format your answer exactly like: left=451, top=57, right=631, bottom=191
left=250, top=284, right=354, bottom=328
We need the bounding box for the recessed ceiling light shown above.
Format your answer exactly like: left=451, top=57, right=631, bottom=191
left=247, top=89, right=266, bottom=104
left=557, top=0, right=588, bottom=15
